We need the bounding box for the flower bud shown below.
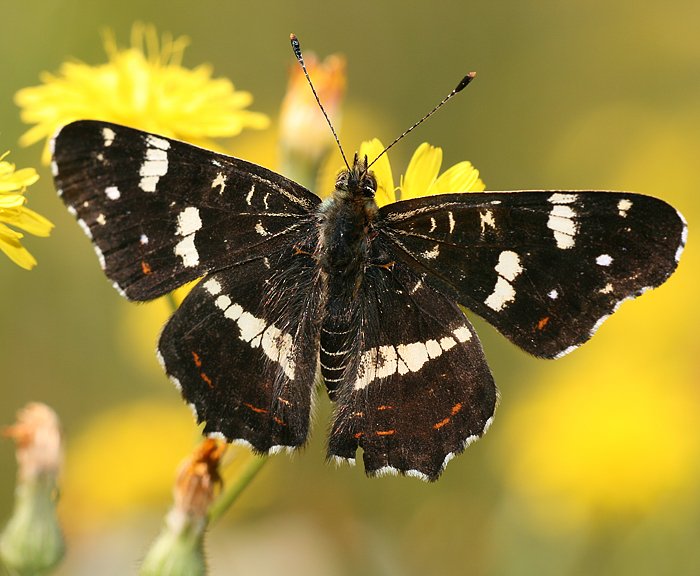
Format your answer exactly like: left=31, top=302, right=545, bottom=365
left=140, top=439, right=224, bottom=576
left=279, top=51, right=346, bottom=189
left=0, top=403, right=65, bottom=575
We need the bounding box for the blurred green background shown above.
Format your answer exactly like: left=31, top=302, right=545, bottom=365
left=1, top=1, right=699, bottom=575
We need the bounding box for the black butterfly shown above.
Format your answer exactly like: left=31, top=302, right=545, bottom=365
left=51, top=116, right=686, bottom=481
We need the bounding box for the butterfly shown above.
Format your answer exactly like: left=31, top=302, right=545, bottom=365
left=51, top=46, right=686, bottom=481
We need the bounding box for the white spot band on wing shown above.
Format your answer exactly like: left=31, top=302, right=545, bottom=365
left=353, top=325, right=471, bottom=390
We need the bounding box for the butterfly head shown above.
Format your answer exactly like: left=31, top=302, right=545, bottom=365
left=334, top=153, right=377, bottom=203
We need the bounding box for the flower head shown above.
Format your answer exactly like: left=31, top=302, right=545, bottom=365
left=356, top=139, right=485, bottom=207
left=0, top=152, right=53, bottom=269
left=16, top=23, right=269, bottom=164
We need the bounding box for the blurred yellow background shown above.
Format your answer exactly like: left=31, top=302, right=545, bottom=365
left=1, top=1, right=699, bottom=575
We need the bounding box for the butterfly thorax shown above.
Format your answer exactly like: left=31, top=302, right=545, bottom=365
left=317, top=156, right=378, bottom=300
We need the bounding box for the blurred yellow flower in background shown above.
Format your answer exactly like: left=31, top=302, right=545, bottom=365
left=0, top=152, right=52, bottom=269
left=499, top=351, right=699, bottom=529
left=61, top=400, right=196, bottom=527
left=15, top=23, right=269, bottom=164
left=356, top=139, right=485, bottom=207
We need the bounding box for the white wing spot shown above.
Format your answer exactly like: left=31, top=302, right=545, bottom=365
left=105, top=186, right=121, bottom=200
left=203, top=278, right=222, bottom=295
left=211, top=172, right=227, bottom=194
left=617, top=198, right=632, bottom=217
left=484, top=251, right=522, bottom=311
left=102, top=127, right=115, bottom=146
left=51, top=160, right=58, bottom=176
left=599, top=283, right=614, bottom=294
left=548, top=289, right=559, bottom=300
left=174, top=207, right=202, bottom=267
left=139, top=234, right=149, bottom=245
left=596, top=254, right=613, bottom=266
left=480, top=209, right=496, bottom=237
left=547, top=196, right=578, bottom=249
left=176, top=207, right=202, bottom=236
left=139, top=135, right=170, bottom=192
left=246, top=184, right=255, bottom=206
left=255, top=221, right=270, bottom=236
left=485, top=277, right=516, bottom=311
left=96, top=213, right=106, bottom=225
left=448, top=211, right=456, bottom=234
left=452, top=326, right=471, bottom=342
left=548, top=193, right=577, bottom=204
left=494, top=250, right=523, bottom=282
left=421, top=244, right=440, bottom=259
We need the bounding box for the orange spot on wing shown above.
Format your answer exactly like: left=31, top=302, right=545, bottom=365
left=191, top=351, right=202, bottom=368
left=377, top=405, right=393, bottom=411
left=353, top=431, right=364, bottom=439
left=376, top=429, right=396, bottom=436
left=434, top=417, right=451, bottom=430
left=243, top=402, right=269, bottom=414
left=277, top=397, right=291, bottom=406
left=200, top=372, right=213, bottom=388
left=537, top=316, right=550, bottom=330
left=141, top=260, right=152, bottom=274
left=451, top=402, right=463, bottom=415
left=273, top=416, right=287, bottom=426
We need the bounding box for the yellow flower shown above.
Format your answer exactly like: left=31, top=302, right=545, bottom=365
left=15, top=23, right=269, bottom=164
left=0, top=152, right=53, bottom=269
left=356, top=139, right=485, bottom=207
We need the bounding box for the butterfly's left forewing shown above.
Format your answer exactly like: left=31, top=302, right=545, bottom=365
left=53, top=120, right=320, bottom=301
left=378, top=191, right=686, bottom=358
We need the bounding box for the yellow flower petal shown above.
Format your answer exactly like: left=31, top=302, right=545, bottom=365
left=401, top=143, right=442, bottom=200
left=359, top=139, right=396, bottom=207
left=0, top=223, right=37, bottom=270
left=428, top=161, right=485, bottom=195
left=0, top=153, right=51, bottom=269
left=5, top=206, right=54, bottom=237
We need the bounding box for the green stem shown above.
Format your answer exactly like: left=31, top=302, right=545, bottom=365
left=163, top=290, right=269, bottom=525
left=208, top=455, right=268, bottom=524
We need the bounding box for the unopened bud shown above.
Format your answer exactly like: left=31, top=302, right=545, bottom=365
left=0, top=403, right=65, bottom=575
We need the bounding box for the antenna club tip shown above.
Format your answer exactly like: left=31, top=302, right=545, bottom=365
left=290, top=33, right=297, bottom=41
left=455, top=72, right=477, bottom=92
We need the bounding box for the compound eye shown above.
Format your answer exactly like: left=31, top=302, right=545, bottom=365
left=363, top=184, right=375, bottom=198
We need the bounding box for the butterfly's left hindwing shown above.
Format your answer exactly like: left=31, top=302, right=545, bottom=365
left=379, top=191, right=686, bottom=358
left=158, top=243, right=323, bottom=452
left=53, top=120, right=320, bottom=301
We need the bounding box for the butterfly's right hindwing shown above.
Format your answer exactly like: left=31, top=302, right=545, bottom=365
left=52, top=120, right=320, bottom=301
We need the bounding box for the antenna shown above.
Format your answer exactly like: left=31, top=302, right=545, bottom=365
left=290, top=33, right=350, bottom=170
left=367, top=72, right=476, bottom=170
